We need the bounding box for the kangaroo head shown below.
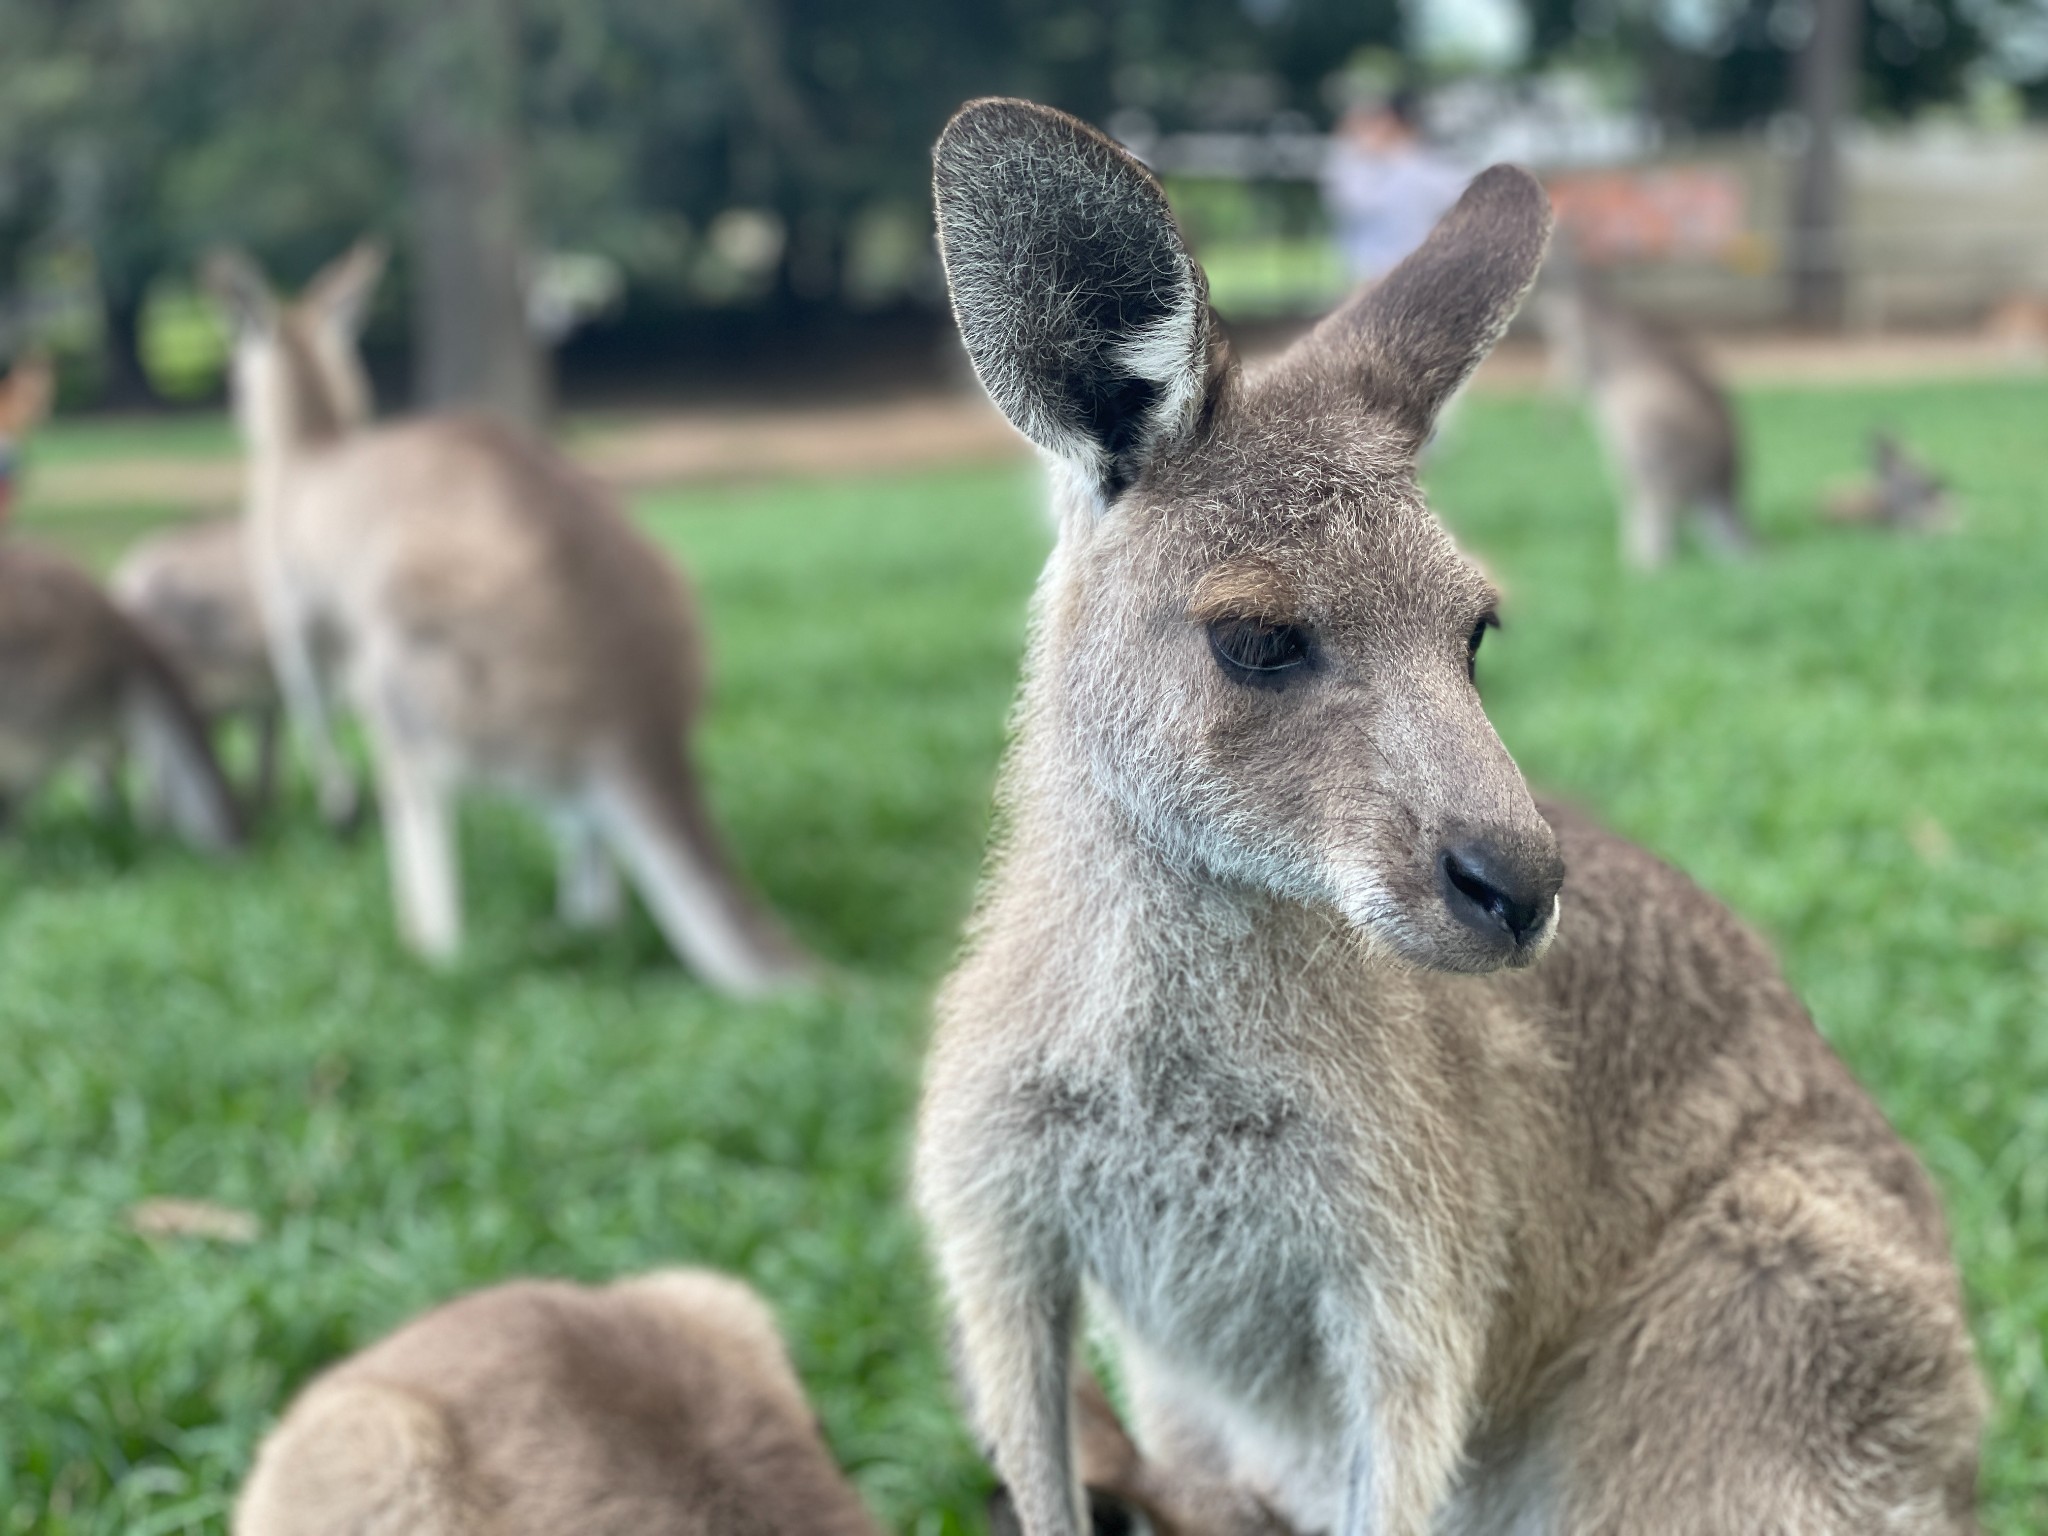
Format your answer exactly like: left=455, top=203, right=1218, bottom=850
left=1870, top=431, right=1951, bottom=528
left=938, top=99, right=1562, bottom=973
left=205, top=239, right=385, bottom=458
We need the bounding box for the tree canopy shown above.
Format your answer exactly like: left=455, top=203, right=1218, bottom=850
left=0, top=0, right=2039, bottom=401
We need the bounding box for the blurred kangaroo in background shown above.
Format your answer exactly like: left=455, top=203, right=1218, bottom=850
left=915, top=100, right=1981, bottom=1536
left=0, top=350, right=55, bottom=528
left=114, top=516, right=284, bottom=815
left=234, top=1269, right=882, bottom=1536
left=0, top=540, right=243, bottom=848
left=205, top=243, right=810, bottom=990
left=1823, top=431, right=1954, bottom=532
left=1539, top=252, right=1754, bottom=568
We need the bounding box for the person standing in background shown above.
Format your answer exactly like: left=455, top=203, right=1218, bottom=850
left=0, top=353, right=55, bottom=530
left=1321, top=91, right=1471, bottom=283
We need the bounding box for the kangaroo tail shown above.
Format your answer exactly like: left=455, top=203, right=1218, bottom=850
left=592, top=741, right=814, bottom=996
left=121, top=623, right=245, bottom=852
left=1697, top=492, right=1757, bottom=557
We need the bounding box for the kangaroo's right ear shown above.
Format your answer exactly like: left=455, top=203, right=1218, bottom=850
left=934, top=98, right=1222, bottom=505
left=202, top=248, right=276, bottom=339
left=303, top=238, right=388, bottom=339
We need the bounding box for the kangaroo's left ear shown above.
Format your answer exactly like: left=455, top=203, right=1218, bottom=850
left=934, top=98, right=1226, bottom=504
left=1306, top=164, right=1552, bottom=453
left=302, top=238, right=388, bottom=339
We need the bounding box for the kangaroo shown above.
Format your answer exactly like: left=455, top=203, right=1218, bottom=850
left=113, top=515, right=284, bottom=814
left=0, top=350, right=55, bottom=528
left=204, top=243, right=809, bottom=990
left=1538, top=256, right=1754, bottom=568
left=234, top=1269, right=882, bottom=1536
left=913, top=101, right=1981, bottom=1536
left=0, top=539, right=243, bottom=847
left=1823, top=431, right=1954, bottom=532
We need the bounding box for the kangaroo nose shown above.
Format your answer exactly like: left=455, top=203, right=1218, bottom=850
left=1440, top=840, right=1559, bottom=947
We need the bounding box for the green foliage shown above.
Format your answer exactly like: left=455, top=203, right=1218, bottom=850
left=3, top=380, right=2046, bottom=1531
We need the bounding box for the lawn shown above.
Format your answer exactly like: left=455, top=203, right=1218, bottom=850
left=2, top=377, right=2044, bottom=1533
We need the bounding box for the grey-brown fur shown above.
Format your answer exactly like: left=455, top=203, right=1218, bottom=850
left=1539, top=264, right=1754, bottom=567
left=915, top=100, right=1981, bottom=1536
left=1824, top=431, right=1954, bottom=532
left=0, top=539, right=244, bottom=848
left=113, top=515, right=283, bottom=814
left=233, top=1269, right=881, bottom=1536
left=206, top=244, right=809, bottom=990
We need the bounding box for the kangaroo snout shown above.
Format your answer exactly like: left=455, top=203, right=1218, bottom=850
left=1433, top=825, right=1562, bottom=966
left=1439, top=835, right=1561, bottom=956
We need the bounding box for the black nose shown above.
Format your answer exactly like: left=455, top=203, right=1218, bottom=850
left=1440, top=840, right=1559, bottom=947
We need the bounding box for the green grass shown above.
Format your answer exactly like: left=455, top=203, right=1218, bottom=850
left=3, top=379, right=2045, bottom=1532
left=23, top=416, right=241, bottom=468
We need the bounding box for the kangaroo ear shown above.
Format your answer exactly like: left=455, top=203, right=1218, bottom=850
left=303, top=238, right=388, bottom=339
left=202, top=248, right=277, bottom=339
left=934, top=98, right=1220, bottom=504
left=1311, top=164, right=1551, bottom=451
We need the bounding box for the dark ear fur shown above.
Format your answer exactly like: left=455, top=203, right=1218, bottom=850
left=934, top=98, right=1219, bottom=502
left=202, top=248, right=277, bottom=339
left=1310, top=164, right=1552, bottom=449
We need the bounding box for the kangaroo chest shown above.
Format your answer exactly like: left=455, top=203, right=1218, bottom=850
left=1031, top=1023, right=1367, bottom=1424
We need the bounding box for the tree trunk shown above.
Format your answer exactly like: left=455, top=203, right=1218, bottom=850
left=100, top=288, right=161, bottom=410
left=1789, top=0, right=1862, bottom=328
left=400, top=0, right=549, bottom=427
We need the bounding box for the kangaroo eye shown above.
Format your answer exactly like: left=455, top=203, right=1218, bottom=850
left=1208, top=618, right=1312, bottom=690
left=1466, top=612, right=1498, bottom=682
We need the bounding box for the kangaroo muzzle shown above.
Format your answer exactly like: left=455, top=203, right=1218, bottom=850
left=1437, top=832, right=1563, bottom=963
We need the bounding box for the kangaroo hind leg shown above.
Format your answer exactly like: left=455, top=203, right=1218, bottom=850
left=1695, top=492, right=1756, bottom=558
left=552, top=800, right=623, bottom=930
left=361, top=700, right=462, bottom=962
left=1551, top=1163, right=1982, bottom=1536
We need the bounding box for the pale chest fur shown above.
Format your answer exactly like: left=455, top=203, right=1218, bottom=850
left=979, top=962, right=1405, bottom=1450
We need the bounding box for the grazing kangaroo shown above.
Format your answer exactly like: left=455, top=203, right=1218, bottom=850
left=914, top=100, right=1981, bottom=1536
left=0, top=539, right=243, bottom=847
left=205, top=243, right=809, bottom=990
left=0, top=350, right=55, bottom=527
left=113, top=515, right=284, bottom=814
left=234, top=1269, right=882, bottom=1536
left=1823, top=431, right=1954, bottom=532
left=1539, top=258, right=1754, bottom=568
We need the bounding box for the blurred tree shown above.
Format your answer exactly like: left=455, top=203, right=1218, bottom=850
left=2, top=0, right=2042, bottom=404
left=1790, top=0, right=1862, bottom=326
left=398, top=0, right=548, bottom=425
left=0, top=0, right=391, bottom=402
left=1523, top=0, right=2021, bottom=128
